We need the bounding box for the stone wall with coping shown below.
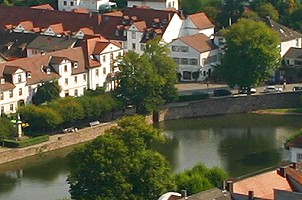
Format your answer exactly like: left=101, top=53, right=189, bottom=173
left=157, top=92, right=302, bottom=122
left=0, top=122, right=116, bottom=165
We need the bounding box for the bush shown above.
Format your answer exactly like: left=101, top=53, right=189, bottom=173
left=2, top=135, right=49, bottom=148
left=177, top=93, right=209, bottom=102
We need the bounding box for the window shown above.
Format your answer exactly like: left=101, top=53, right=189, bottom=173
left=115, top=29, right=119, bottom=36
left=0, top=92, right=3, bottom=100
left=181, top=58, right=188, bottom=65
left=180, top=46, right=189, bottom=52
left=172, top=57, right=180, bottom=64
left=95, top=69, right=99, bottom=77
left=132, top=31, right=136, bottom=39
left=70, top=1, right=74, bottom=6
left=74, top=89, right=78, bottom=97
left=10, top=104, right=14, bottom=112
left=297, top=153, right=302, bottom=161
left=190, top=59, right=198, bottom=65
left=118, top=52, right=122, bottom=57
left=140, top=44, right=146, bottom=51
left=83, top=74, right=87, bottom=81
left=294, top=60, right=302, bottom=66
left=123, top=42, right=127, bottom=49
left=0, top=78, right=4, bottom=84
left=18, top=74, right=22, bottom=83
left=103, top=67, right=106, bottom=75
left=296, top=39, right=300, bottom=47
left=19, top=88, right=22, bottom=96
left=9, top=90, right=13, bottom=98
left=103, top=56, right=106, bottom=63
left=65, top=78, right=68, bottom=85
left=132, top=43, right=136, bottom=50
left=64, top=65, right=68, bottom=72
left=63, top=1, right=67, bottom=6
left=0, top=106, right=4, bottom=114
left=183, top=71, right=192, bottom=80
left=74, top=76, right=78, bottom=84
left=172, top=46, right=180, bottom=52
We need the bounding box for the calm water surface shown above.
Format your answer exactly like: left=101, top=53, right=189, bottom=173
left=0, top=114, right=302, bottom=200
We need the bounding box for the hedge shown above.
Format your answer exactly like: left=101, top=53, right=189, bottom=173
left=2, top=135, right=49, bottom=148
left=177, top=93, right=209, bottom=102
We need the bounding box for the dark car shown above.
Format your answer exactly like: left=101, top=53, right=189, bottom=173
left=213, top=89, right=232, bottom=97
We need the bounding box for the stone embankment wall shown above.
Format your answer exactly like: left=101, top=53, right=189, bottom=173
left=158, top=92, right=302, bottom=122
left=0, top=123, right=116, bottom=165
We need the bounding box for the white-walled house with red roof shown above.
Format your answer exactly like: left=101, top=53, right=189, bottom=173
left=127, top=0, right=179, bottom=10
left=169, top=33, right=219, bottom=82
left=58, top=0, right=117, bottom=12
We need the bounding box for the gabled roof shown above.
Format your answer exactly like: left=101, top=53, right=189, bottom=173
left=19, top=21, right=34, bottom=31
left=262, top=17, right=302, bottom=42
left=3, top=65, right=21, bottom=74
left=178, top=33, right=217, bottom=53
left=233, top=170, right=293, bottom=199
left=0, top=47, right=87, bottom=85
left=188, top=13, right=214, bottom=30
left=0, top=5, right=101, bottom=34
left=27, top=35, right=78, bottom=52
left=284, top=47, right=302, bottom=59
left=178, top=188, right=231, bottom=200
left=31, top=4, right=54, bottom=10
left=132, top=21, right=147, bottom=31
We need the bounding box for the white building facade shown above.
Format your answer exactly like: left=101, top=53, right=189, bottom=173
left=127, top=0, right=179, bottom=10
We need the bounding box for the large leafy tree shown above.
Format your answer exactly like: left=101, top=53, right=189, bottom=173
left=68, top=115, right=176, bottom=200
left=174, top=164, right=228, bottom=196
left=216, top=18, right=280, bottom=89
left=256, top=3, right=279, bottom=21
left=32, top=81, right=60, bottom=105
left=118, top=38, right=178, bottom=114
left=0, top=115, right=15, bottom=141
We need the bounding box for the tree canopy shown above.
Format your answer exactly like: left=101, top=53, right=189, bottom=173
left=67, top=115, right=176, bottom=200
left=32, top=81, right=60, bottom=105
left=174, top=164, right=228, bottom=196
left=215, top=18, right=281, bottom=89
left=117, top=37, right=178, bottom=114
left=0, top=115, right=15, bottom=141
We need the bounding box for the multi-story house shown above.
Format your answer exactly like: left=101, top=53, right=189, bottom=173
left=169, top=33, right=219, bottom=81
left=127, top=0, right=179, bottom=10
left=58, top=0, right=117, bottom=12
left=0, top=39, right=123, bottom=115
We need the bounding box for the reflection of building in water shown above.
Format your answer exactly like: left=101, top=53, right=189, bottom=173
left=5, top=169, right=23, bottom=179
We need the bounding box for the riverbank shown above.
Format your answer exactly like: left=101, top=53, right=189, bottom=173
left=0, top=122, right=116, bottom=165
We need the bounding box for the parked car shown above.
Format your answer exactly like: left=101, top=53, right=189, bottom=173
left=239, top=87, right=257, bottom=94
left=63, top=127, right=78, bottom=133
left=292, top=86, right=302, bottom=92
left=213, top=89, right=232, bottom=97
left=263, top=86, right=282, bottom=93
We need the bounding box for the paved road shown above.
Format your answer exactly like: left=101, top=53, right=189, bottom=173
left=175, top=82, right=302, bottom=96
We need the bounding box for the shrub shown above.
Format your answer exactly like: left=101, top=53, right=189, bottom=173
left=2, top=135, right=49, bottom=148
left=284, top=129, right=302, bottom=150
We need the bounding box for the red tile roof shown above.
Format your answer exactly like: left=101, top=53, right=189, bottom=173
left=188, top=13, right=215, bottom=30
left=233, top=171, right=293, bottom=199
left=0, top=82, right=15, bottom=91
left=0, top=47, right=87, bottom=85
left=30, top=4, right=54, bottom=10
left=178, top=33, right=217, bottom=53
left=289, top=136, right=302, bottom=148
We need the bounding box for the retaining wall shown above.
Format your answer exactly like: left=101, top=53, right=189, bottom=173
left=158, top=92, right=302, bottom=121
left=0, top=123, right=115, bottom=165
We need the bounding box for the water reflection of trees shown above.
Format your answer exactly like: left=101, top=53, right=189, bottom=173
left=218, top=127, right=281, bottom=178
left=0, top=174, right=18, bottom=195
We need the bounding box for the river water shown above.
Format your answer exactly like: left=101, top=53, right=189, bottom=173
left=0, top=114, right=301, bottom=200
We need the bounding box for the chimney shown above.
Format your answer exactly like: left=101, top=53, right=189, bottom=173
left=181, top=190, right=188, bottom=200
left=292, top=162, right=297, bottom=169
left=226, top=180, right=233, bottom=193
left=279, top=166, right=286, bottom=177
left=248, top=191, right=254, bottom=200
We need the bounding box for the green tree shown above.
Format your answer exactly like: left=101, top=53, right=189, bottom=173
left=68, top=116, right=176, bottom=200
left=0, top=116, right=15, bottom=141
left=256, top=3, right=279, bottom=21
left=174, top=164, right=228, bottom=196
left=215, top=18, right=280, bottom=90
left=118, top=38, right=178, bottom=114
left=18, top=105, right=63, bottom=134
left=49, top=97, right=84, bottom=124
left=32, top=81, right=60, bottom=105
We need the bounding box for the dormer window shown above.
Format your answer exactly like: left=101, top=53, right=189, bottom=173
left=27, top=72, right=32, bottom=79
left=46, top=68, right=51, bottom=74
left=146, top=33, right=150, bottom=39
left=0, top=78, right=5, bottom=84
left=115, top=29, right=119, bottom=36
left=73, top=62, right=78, bottom=69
